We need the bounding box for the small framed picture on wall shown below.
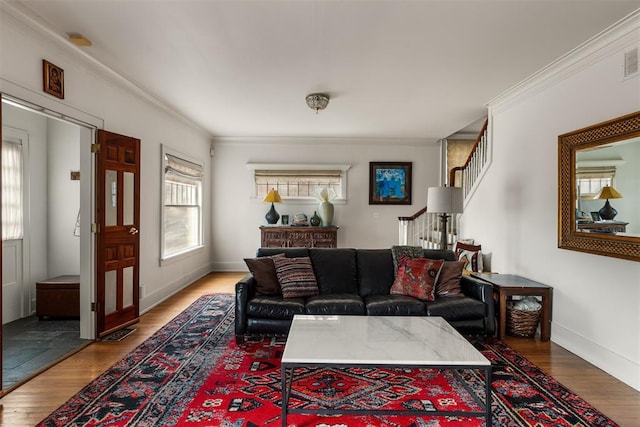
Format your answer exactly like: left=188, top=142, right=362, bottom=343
left=369, top=161, right=412, bottom=205
left=43, top=59, right=64, bottom=99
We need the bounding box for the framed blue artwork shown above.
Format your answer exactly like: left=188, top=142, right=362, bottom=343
left=369, top=162, right=412, bottom=205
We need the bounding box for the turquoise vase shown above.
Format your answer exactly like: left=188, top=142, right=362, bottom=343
left=319, top=201, right=334, bottom=226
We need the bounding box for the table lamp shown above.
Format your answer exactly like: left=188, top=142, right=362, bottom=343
left=426, top=186, right=464, bottom=250
left=263, top=188, right=282, bottom=224
left=594, top=185, right=622, bottom=220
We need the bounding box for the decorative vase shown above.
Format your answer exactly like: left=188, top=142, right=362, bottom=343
left=310, top=211, right=321, bottom=226
left=319, top=201, right=334, bottom=226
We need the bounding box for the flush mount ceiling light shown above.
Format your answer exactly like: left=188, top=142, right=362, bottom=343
left=67, top=33, right=92, bottom=47
left=305, top=93, right=329, bottom=114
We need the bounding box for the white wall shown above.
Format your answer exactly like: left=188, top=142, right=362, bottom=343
left=211, top=138, right=440, bottom=270
left=47, top=118, right=80, bottom=276
left=1, top=7, right=214, bottom=313
left=462, top=22, right=640, bottom=390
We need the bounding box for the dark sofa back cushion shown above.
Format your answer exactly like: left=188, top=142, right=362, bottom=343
left=357, top=249, right=395, bottom=297
left=257, top=248, right=310, bottom=258
left=309, top=248, right=358, bottom=294
left=423, top=249, right=456, bottom=261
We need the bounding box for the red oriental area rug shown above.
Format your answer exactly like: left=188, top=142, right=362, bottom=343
left=38, top=294, right=618, bottom=427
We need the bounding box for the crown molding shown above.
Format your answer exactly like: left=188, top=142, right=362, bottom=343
left=488, top=9, right=640, bottom=113
left=1, top=1, right=212, bottom=138
left=212, top=136, right=437, bottom=147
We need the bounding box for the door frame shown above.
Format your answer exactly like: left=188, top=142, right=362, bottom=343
left=1, top=89, right=104, bottom=341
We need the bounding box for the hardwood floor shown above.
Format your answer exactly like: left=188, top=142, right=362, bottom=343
left=0, top=272, right=638, bottom=426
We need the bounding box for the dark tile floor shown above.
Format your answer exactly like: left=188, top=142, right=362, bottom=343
left=2, top=316, right=90, bottom=389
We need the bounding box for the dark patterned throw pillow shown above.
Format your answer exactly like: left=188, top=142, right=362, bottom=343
left=273, top=256, right=319, bottom=299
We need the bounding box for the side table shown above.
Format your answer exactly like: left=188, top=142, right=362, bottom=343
left=472, top=273, right=553, bottom=342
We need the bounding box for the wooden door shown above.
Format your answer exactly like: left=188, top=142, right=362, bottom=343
left=96, top=130, right=140, bottom=337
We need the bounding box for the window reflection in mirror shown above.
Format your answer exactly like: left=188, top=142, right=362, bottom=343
left=575, top=136, right=640, bottom=236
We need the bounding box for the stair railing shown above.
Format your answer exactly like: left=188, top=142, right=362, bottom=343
left=398, top=207, right=460, bottom=249
left=398, top=118, right=489, bottom=247
left=449, top=118, right=489, bottom=198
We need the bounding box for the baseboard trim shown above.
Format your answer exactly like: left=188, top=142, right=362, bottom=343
left=140, top=263, right=213, bottom=314
left=552, top=322, right=640, bottom=392
left=212, top=261, right=247, bottom=272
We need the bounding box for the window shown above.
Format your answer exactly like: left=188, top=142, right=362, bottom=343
left=161, top=146, right=204, bottom=261
left=248, top=163, right=350, bottom=203
left=1, top=140, right=23, bottom=240
left=576, top=166, right=615, bottom=198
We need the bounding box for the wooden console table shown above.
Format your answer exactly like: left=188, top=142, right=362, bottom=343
left=577, top=221, right=628, bottom=233
left=260, top=226, right=338, bottom=248
left=472, top=273, right=553, bottom=342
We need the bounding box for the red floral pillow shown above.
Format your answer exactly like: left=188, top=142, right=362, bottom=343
left=390, top=258, right=444, bottom=301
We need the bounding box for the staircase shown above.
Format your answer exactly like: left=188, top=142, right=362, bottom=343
left=398, top=118, right=490, bottom=248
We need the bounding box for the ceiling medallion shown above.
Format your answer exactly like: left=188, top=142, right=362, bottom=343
left=305, top=93, right=329, bottom=114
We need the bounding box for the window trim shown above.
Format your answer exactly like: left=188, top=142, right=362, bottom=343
left=246, top=163, right=351, bottom=205
left=160, top=144, right=204, bottom=265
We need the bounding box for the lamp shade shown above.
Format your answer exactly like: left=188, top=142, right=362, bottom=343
left=594, top=186, right=622, bottom=200
left=263, top=189, right=282, bottom=203
left=426, top=187, right=464, bottom=214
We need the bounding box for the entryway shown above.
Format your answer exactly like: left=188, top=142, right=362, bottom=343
left=1, top=97, right=94, bottom=391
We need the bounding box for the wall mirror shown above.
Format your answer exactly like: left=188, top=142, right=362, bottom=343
left=558, top=111, right=640, bottom=262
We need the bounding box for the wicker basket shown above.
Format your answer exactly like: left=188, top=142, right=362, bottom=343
left=506, top=305, right=541, bottom=337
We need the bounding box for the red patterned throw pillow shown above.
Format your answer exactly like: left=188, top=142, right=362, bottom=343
left=390, top=258, right=444, bottom=301
left=455, top=242, right=483, bottom=272
left=273, top=256, right=319, bottom=299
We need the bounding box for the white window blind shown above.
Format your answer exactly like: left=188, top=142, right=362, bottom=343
left=248, top=163, right=351, bottom=202
left=2, top=140, right=23, bottom=240
left=162, top=149, right=204, bottom=260
left=576, top=166, right=615, bottom=198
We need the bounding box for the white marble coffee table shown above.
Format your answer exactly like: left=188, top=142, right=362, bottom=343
left=280, top=315, right=492, bottom=426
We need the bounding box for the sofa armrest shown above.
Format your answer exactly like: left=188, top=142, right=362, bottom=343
left=235, top=274, right=256, bottom=340
left=460, top=275, right=496, bottom=336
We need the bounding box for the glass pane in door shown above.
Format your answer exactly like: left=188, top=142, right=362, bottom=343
left=123, top=172, right=134, bottom=225
left=105, top=270, right=117, bottom=315
left=105, top=170, right=117, bottom=227
left=123, top=266, right=134, bottom=307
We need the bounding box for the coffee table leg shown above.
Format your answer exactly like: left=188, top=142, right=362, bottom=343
left=281, top=364, right=287, bottom=427
left=485, top=366, right=492, bottom=426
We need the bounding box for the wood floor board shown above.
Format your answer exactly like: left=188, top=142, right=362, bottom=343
left=0, top=272, right=637, bottom=426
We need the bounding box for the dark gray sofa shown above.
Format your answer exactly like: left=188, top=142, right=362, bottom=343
left=235, top=247, right=495, bottom=343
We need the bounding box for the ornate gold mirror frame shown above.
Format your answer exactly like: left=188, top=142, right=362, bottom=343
left=558, top=110, right=640, bottom=262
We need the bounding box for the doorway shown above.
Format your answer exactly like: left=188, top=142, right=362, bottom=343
left=1, top=98, right=95, bottom=390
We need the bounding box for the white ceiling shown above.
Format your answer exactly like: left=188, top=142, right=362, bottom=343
left=6, top=0, right=639, bottom=140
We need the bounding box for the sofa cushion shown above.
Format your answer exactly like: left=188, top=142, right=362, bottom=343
left=309, top=248, right=358, bottom=294
left=305, top=294, right=365, bottom=315
left=422, top=249, right=456, bottom=261
left=426, top=297, right=485, bottom=321
left=243, top=254, right=285, bottom=295
left=273, top=257, right=319, bottom=298
left=390, top=258, right=444, bottom=301
left=391, top=245, right=424, bottom=277
left=364, top=294, right=427, bottom=316
left=357, top=249, right=395, bottom=297
left=435, top=261, right=465, bottom=298
left=246, top=295, right=306, bottom=320
left=257, top=247, right=310, bottom=258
